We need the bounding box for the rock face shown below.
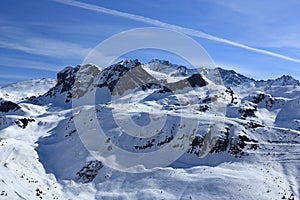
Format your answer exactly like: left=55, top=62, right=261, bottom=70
left=76, top=160, right=103, bottom=183
left=188, top=125, right=259, bottom=158
left=97, top=59, right=141, bottom=94
left=56, top=66, right=80, bottom=93
left=0, top=101, right=21, bottom=112
left=167, top=73, right=207, bottom=90
left=41, top=64, right=101, bottom=104
left=15, top=118, right=35, bottom=129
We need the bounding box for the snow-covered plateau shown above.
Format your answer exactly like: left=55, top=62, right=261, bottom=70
left=0, top=59, right=299, bottom=200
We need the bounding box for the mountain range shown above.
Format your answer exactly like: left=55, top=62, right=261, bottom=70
left=0, top=59, right=299, bottom=200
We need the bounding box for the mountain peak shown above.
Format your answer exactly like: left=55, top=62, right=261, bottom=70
left=212, top=68, right=300, bottom=87
left=117, top=59, right=142, bottom=69
left=267, top=74, right=300, bottom=86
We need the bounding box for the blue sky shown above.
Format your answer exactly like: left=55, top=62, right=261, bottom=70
left=1, top=0, right=300, bottom=85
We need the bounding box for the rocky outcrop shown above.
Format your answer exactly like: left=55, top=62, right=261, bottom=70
left=15, top=118, right=35, bottom=129
left=41, top=64, right=100, bottom=103
left=188, top=126, right=258, bottom=158
left=76, top=161, right=103, bottom=183
left=0, top=101, right=21, bottom=112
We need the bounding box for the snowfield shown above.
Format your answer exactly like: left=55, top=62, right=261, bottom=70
left=0, top=59, right=299, bottom=200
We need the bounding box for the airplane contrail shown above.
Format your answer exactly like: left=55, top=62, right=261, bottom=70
left=51, top=0, right=300, bottom=63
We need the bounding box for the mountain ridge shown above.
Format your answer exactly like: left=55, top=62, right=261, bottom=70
left=0, top=59, right=298, bottom=199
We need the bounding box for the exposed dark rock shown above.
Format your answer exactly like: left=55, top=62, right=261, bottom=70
left=188, top=126, right=258, bottom=158
left=229, top=134, right=258, bottom=157
left=15, top=118, right=35, bottom=129
left=97, top=59, right=207, bottom=96
left=225, top=87, right=237, bottom=104
left=43, top=64, right=100, bottom=104
left=188, top=127, right=230, bottom=156
left=253, top=93, right=266, bottom=104
left=238, top=104, right=257, bottom=119
left=201, top=96, right=218, bottom=103
left=0, top=101, right=21, bottom=112
left=177, top=65, right=188, bottom=75
left=134, top=124, right=176, bottom=150
left=65, top=129, right=76, bottom=137
left=0, top=190, right=7, bottom=196
left=247, top=121, right=264, bottom=129
left=199, top=104, right=209, bottom=112
left=209, top=127, right=230, bottom=153
left=166, top=74, right=207, bottom=91
left=187, top=135, right=204, bottom=155
left=97, top=60, right=143, bottom=94
left=252, top=93, right=277, bottom=108
left=76, top=160, right=103, bottom=183
left=187, top=74, right=207, bottom=87
left=216, top=67, right=255, bottom=87
left=57, top=66, right=80, bottom=93
left=72, top=64, right=101, bottom=98
left=157, top=135, right=174, bottom=146
left=135, top=139, right=155, bottom=150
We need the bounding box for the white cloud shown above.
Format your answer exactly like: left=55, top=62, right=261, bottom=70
left=0, top=73, right=32, bottom=81
left=50, top=0, right=300, bottom=63
left=0, top=38, right=91, bottom=59
left=0, top=26, right=92, bottom=59
left=0, top=57, right=64, bottom=72
left=260, top=34, right=300, bottom=49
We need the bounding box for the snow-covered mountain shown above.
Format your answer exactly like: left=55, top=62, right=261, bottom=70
left=0, top=78, right=56, bottom=102
left=0, top=60, right=299, bottom=200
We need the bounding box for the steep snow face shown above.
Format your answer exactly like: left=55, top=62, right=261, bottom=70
left=212, top=67, right=256, bottom=87
left=0, top=59, right=299, bottom=199
left=0, top=78, right=56, bottom=102
left=275, top=97, right=300, bottom=130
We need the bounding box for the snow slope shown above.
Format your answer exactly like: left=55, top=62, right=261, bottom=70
left=0, top=79, right=56, bottom=102
left=0, top=60, right=299, bottom=200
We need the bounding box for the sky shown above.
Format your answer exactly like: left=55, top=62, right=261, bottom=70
left=1, top=0, right=300, bottom=85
